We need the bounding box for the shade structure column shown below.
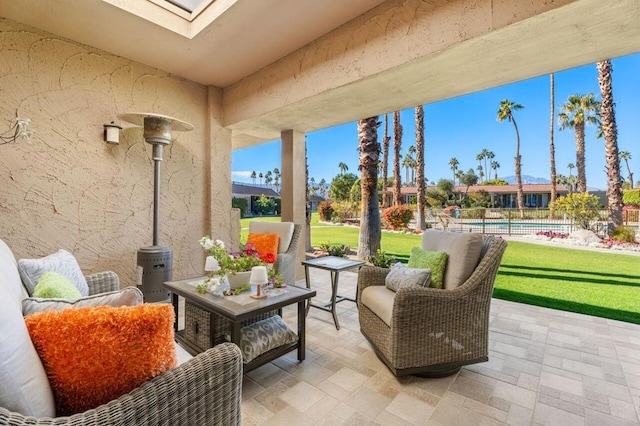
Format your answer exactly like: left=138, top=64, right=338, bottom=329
left=281, top=130, right=306, bottom=281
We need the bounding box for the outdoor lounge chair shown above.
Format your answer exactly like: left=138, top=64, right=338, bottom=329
left=248, top=221, right=301, bottom=287
left=357, top=231, right=507, bottom=377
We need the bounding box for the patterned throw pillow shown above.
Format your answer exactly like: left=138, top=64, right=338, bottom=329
left=384, top=262, right=431, bottom=292
left=18, top=249, right=89, bottom=296
left=25, top=304, right=176, bottom=416
left=408, top=247, right=448, bottom=289
left=32, top=272, right=82, bottom=299
left=246, top=233, right=279, bottom=259
left=239, top=315, right=297, bottom=363
left=22, top=287, right=143, bottom=316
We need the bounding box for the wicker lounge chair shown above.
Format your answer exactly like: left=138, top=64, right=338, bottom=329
left=357, top=234, right=507, bottom=377
left=248, top=222, right=301, bottom=287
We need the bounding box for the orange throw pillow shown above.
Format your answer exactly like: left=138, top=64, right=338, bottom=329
left=25, top=304, right=177, bottom=416
left=247, top=232, right=279, bottom=260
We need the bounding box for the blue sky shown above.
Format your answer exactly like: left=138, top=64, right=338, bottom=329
left=232, top=53, right=639, bottom=191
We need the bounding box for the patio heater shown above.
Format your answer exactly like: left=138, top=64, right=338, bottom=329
left=118, top=112, right=194, bottom=302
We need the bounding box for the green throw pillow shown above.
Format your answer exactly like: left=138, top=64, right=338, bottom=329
left=407, top=247, right=448, bottom=289
left=33, top=272, right=82, bottom=299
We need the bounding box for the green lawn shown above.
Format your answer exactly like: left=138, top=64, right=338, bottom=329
left=241, top=214, right=640, bottom=324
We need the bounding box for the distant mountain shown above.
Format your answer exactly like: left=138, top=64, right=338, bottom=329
left=501, top=175, right=551, bottom=185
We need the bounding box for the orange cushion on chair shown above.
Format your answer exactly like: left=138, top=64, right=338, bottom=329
left=25, top=304, right=177, bottom=416
left=246, top=232, right=279, bottom=259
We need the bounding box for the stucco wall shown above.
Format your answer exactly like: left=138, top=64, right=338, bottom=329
left=0, top=18, right=221, bottom=285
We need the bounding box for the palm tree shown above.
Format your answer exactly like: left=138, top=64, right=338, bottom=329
left=309, top=177, right=316, bottom=194
left=597, top=59, right=623, bottom=229
left=497, top=99, right=525, bottom=218
left=449, top=157, right=459, bottom=185
left=382, top=113, right=390, bottom=206
left=549, top=73, right=557, bottom=209
left=558, top=93, right=601, bottom=193
left=393, top=111, right=402, bottom=206
left=415, top=105, right=426, bottom=229
left=250, top=171, right=257, bottom=185
left=476, top=165, right=484, bottom=183
left=485, top=150, right=494, bottom=180
left=258, top=172, right=263, bottom=186
left=265, top=170, right=272, bottom=188
left=357, top=116, right=381, bottom=260
left=619, top=151, right=634, bottom=188
left=402, top=155, right=412, bottom=186
left=338, top=162, right=348, bottom=175
left=491, top=160, right=500, bottom=180
left=476, top=152, right=485, bottom=183
left=273, top=175, right=280, bottom=193
left=318, top=178, right=327, bottom=198
left=567, top=163, right=575, bottom=178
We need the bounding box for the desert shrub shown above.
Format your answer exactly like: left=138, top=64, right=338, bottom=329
left=331, top=201, right=357, bottom=223
left=382, top=205, right=413, bottom=230
left=551, top=193, right=600, bottom=229
left=368, top=250, right=397, bottom=268
left=319, top=241, right=347, bottom=257
left=611, top=226, right=637, bottom=243
left=318, top=201, right=334, bottom=221
left=231, top=197, right=248, bottom=216
left=623, top=189, right=640, bottom=206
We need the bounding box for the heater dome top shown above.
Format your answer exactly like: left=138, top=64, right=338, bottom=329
left=117, top=112, right=194, bottom=132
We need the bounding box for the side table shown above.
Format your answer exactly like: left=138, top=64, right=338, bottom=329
left=302, top=256, right=364, bottom=330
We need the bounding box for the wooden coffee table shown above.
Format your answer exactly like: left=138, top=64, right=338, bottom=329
left=164, top=277, right=315, bottom=373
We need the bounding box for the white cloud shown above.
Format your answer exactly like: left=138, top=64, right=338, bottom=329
left=232, top=170, right=253, bottom=180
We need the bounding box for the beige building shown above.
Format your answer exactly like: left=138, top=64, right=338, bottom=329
left=0, top=0, right=638, bottom=286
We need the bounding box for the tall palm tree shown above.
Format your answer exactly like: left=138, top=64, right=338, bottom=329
left=491, top=160, right=500, bottom=180
left=402, top=155, right=412, bottom=186
left=619, top=151, right=634, bottom=188
left=382, top=113, right=390, bottom=206
left=476, top=152, right=485, bottom=183
left=250, top=171, right=257, bottom=185
left=497, top=99, right=525, bottom=218
left=318, top=178, right=327, bottom=198
left=597, top=59, right=623, bottom=229
left=258, top=172, right=263, bottom=186
left=309, top=177, right=316, bottom=194
left=356, top=116, right=381, bottom=260
left=476, top=165, right=484, bottom=183
left=449, top=157, right=459, bottom=185
left=393, top=111, right=402, bottom=206
left=272, top=168, right=280, bottom=193
left=265, top=170, right=272, bottom=188
left=549, top=73, right=557, bottom=209
left=338, top=162, right=349, bottom=175
left=567, top=163, right=575, bottom=177
left=558, top=93, right=601, bottom=193
left=415, top=105, right=426, bottom=229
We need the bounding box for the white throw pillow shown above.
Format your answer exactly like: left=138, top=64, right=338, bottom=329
left=18, top=249, right=89, bottom=296
left=22, top=287, right=143, bottom=316
left=384, top=262, right=431, bottom=292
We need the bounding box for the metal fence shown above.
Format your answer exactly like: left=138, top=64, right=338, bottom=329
left=423, top=208, right=640, bottom=237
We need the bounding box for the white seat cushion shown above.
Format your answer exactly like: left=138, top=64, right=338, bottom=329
left=249, top=222, right=295, bottom=253
left=0, top=239, right=56, bottom=417
left=361, top=286, right=396, bottom=327
left=421, top=229, right=483, bottom=290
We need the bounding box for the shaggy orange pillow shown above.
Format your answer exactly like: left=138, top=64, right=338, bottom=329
left=25, top=304, right=176, bottom=416
left=246, top=232, right=279, bottom=259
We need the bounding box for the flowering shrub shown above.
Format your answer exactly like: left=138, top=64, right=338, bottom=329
left=199, top=236, right=264, bottom=275
left=382, top=205, right=413, bottom=230
left=318, top=201, right=334, bottom=221
left=535, top=231, right=568, bottom=239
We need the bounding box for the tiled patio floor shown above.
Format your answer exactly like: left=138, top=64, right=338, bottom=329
left=240, top=268, right=640, bottom=426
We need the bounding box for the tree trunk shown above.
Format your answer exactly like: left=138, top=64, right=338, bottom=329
left=382, top=114, right=390, bottom=207
left=415, top=106, right=426, bottom=230
left=575, top=123, right=587, bottom=193
left=393, top=111, right=402, bottom=206
left=357, top=116, right=381, bottom=260
left=597, top=59, right=623, bottom=230
left=512, top=118, right=525, bottom=219
left=549, top=73, right=557, bottom=216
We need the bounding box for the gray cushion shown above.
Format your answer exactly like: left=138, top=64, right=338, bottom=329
left=361, top=286, right=396, bottom=327
left=239, top=315, right=297, bottom=363
left=421, top=229, right=483, bottom=290
left=0, top=242, right=55, bottom=417
left=22, top=287, right=143, bottom=316
left=384, top=262, right=431, bottom=292
left=248, top=222, right=295, bottom=253
left=18, top=249, right=89, bottom=296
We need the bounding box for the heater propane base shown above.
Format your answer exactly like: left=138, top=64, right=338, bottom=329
left=137, top=246, right=172, bottom=303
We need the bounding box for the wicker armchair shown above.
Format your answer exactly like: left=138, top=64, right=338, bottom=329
left=248, top=222, right=301, bottom=287
left=0, top=342, right=243, bottom=425
left=357, top=236, right=507, bottom=377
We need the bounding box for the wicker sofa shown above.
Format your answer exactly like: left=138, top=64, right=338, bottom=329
left=0, top=239, right=243, bottom=425
left=357, top=232, right=507, bottom=377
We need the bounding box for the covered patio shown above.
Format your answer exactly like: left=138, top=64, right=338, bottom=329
left=244, top=269, right=640, bottom=425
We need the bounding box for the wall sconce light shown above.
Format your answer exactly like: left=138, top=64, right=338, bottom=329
left=1, top=117, right=34, bottom=146
left=103, top=121, right=122, bottom=145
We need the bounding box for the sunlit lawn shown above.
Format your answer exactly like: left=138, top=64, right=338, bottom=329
left=242, top=214, right=640, bottom=323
